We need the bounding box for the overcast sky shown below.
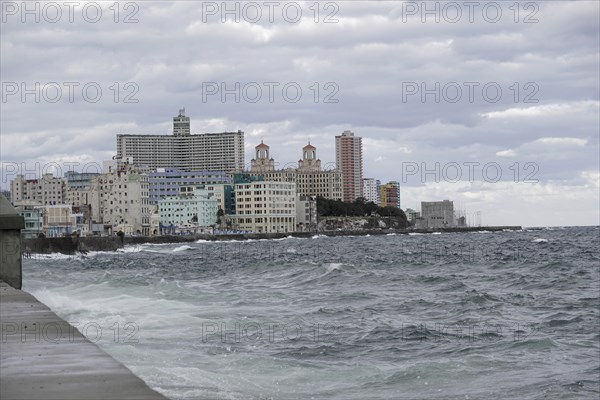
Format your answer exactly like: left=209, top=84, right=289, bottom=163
left=1, top=0, right=598, bottom=227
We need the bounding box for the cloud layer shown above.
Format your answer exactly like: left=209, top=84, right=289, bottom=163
left=1, top=1, right=598, bottom=226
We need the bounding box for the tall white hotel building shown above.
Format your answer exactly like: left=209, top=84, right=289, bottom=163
left=116, top=109, right=245, bottom=172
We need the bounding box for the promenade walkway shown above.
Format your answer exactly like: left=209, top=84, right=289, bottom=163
left=0, top=281, right=167, bottom=400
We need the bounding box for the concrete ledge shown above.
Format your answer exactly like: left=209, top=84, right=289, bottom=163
left=0, top=282, right=167, bottom=400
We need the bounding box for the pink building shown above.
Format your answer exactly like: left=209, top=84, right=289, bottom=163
left=335, top=130, right=363, bottom=202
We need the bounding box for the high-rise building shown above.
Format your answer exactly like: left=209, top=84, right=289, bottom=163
left=362, top=178, right=381, bottom=205
left=335, top=130, right=363, bottom=202
left=248, top=141, right=343, bottom=200
left=116, top=110, right=244, bottom=172
left=380, top=181, right=400, bottom=208
left=173, top=108, right=190, bottom=136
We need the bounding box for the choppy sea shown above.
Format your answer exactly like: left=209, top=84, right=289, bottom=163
left=23, top=226, right=600, bottom=399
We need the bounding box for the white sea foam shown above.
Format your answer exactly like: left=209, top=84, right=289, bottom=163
left=172, top=245, right=194, bottom=252
left=117, top=245, right=146, bottom=253
left=25, top=253, right=81, bottom=261
left=324, top=262, right=344, bottom=274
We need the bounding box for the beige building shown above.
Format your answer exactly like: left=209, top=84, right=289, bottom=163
left=97, top=166, right=151, bottom=235
left=11, top=173, right=66, bottom=205
left=42, top=205, right=85, bottom=237
left=235, top=181, right=296, bottom=233
left=248, top=142, right=343, bottom=200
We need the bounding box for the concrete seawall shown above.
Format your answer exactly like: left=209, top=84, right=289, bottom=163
left=0, top=281, right=167, bottom=400
left=22, top=226, right=522, bottom=255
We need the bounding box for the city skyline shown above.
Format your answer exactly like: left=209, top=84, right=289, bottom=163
left=1, top=1, right=598, bottom=227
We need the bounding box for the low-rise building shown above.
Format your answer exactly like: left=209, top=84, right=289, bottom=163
left=204, top=183, right=235, bottom=215
left=15, top=203, right=44, bottom=239
left=158, top=187, right=218, bottom=232
left=43, top=205, right=85, bottom=237
left=148, top=168, right=232, bottom=205
left=417, top=200, right=456, bottom=229
left=296, top=195, right=317, bottom=232
left=405, top=208, right=419, bottom=225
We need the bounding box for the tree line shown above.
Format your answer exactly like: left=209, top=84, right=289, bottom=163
left=316, top=196, right=408, bottom=227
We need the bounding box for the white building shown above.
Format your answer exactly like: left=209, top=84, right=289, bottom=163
left=15, top=203, right=44, bottom=239
left=117, top=110, right=244, bottom=172
left=235, top=181, right=296, bottom=233
left=362, top=178, right=381, bottom=205
left=158, top=187, right=218, bottom=231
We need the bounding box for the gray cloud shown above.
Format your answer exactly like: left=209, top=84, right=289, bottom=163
left=1, top=0, right=598, bottom=226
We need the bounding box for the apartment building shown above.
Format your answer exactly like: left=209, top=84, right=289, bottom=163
left=10, top=173, right=66, bottom=205
left=44, top=205, right=85, bottom=237
left=148, top=168, right=232, bottom=205
left=363, top=178, right=381, bottom=205
left=204, top=183, right=235, bottom=215
left=116, top=110, right=244, bottom=172
left=380, top=181, right=400, bottom=208
left=158, top=187, right=218, bottom=229
left=335, top=130, right=363, bottom=202
left=235, top=181, right=296, bottom=233
left=96, top=165, right=151, bottom=235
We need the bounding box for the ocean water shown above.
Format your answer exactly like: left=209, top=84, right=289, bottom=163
left=22, top=226, right=600, bottom=399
